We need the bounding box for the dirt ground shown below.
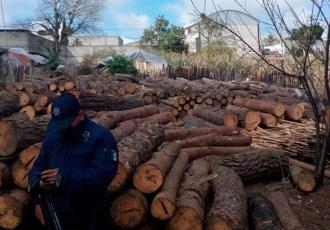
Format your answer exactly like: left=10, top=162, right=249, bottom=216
left=246, top=178, right=330, bottom=230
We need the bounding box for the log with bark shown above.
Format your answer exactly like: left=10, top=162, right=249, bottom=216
left=93, top=105, right=159, bottom=129
left=0, top=114, right=49, bottom=155
left=0, top=90, right=20, bottom=118
left=206, top=166, right=247, bottom=230
left=107, top=124, right=164, bottom=192
left=248, top=192, right=283, bottom=230
left=193, top=105, right=225, bottom=125
left=0, top=189, right=30, bottom=229
left=233, top=97, right=285, bottom=117
left=11, top=145, right=41, bottom=189
left=79, top=92, right=145, bottom=111
left=168, top=159, right=211, bottom=230
left=225, top=105, right=261, bottom=130
left=110, top=189, right=148, bottom=229
left=134, top=130, right=245, bottom=194
left=269, top=191, right=304, bottom=230
left=0, top=162, right=9, bottom=190
left=260, top=113, right=278, bottom=128
left=290, top=165, right=316, bottom=192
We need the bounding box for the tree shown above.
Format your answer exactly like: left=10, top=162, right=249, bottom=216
left=292, top=24, right=324, bottom=44
left=29, top=0, right=104, bottom=57
left=105, top=55, right=137, bottom=75
left=263, top=34, right=278, bottom=46
left=191, top=0, right=330, bottom=187
left=142, top=16, right=188, bottom=53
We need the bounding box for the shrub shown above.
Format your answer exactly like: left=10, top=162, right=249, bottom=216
left=105, top=55, right=137, bottom=75
left=46, top=53, right=60, bottom=71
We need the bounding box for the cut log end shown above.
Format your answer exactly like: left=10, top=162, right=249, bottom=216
left=207, top=217, right=232, bottom=230
left=19, top=106, right=36, bottom=120
left=110, top=189, right=147, bottom=229
left=151, top=197, right=176, bottom=221
left=245, top=111, right=261, bottom=130
left=298, top=172, right=316, bottom=192
left=224, top=114, right=238, bottom=129
left=133, top=164, right=164, bottom=194
left=168, top=207, right=203, bottom=230
left=107, top=163, right=129, bottom=193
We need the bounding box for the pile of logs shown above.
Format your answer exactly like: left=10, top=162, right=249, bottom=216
left=0, top=75, right=327, bottom=230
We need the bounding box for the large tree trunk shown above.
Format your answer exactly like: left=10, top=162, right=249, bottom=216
left=0, top=189, right=30, bottom=229
left=225, top=105, right=261, bottom=130
left=247, top=192, right=283, bottom=230
left=206, top=149, right=289, bottom=183
left=206, top=166, right=247, bottom=230
left=110, top=189, right=148, bottom=229
left=93, top=105, right=159, bottom=129
left=0, top=91, right=20, bottom=118
left=133, top=130, right=245, bottom=194
left=79, top=92, right=145, bottom=111
left=107, top=124, right=164, bottom=193
left=192, top=105, right=225, bottom=125
left=168, top=159, right=211, bottom=230
left=0, top=114, right=49, bottom=156
left=164, top=127, right=236, bottom=142
left=233, top=97, right=285, bottom=117
left=11, top=145, right=41, bottom=189
left=268, top=191, right=304, bottom=230
left=111, top=120, right=138, bottom=143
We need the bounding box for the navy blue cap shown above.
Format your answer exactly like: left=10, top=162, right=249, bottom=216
left=47, top=93, right=81, bottom=132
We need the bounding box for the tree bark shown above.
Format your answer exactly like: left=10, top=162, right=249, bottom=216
left=0, top=114, right=49, bottom=155
left=206, top=166, right=247, bottom=230
left=247, top=192, right=282, bottom=230
left=233, top=97, right=285, bottom=117
left=0, top=189, right=30, bottom=229
left=107, top=124, right=164, bottom=192
left=110, top=189, right=148, bottom=229
left=93, top=105, right=159, bottom=129
left=206, top=149, right=289, bottom=183
left=168, top=159, right=211, bottom=230
left=164, top=127, right=239, bottom=142
left=79, top=92, right=145, bottom=111
left=134, top=130, right=244, bottom=194
left=0, top=90, right=20, bottom=118
left=193, top=105, right=225, bottom=125
left=268, top=191, right=304, bottom=230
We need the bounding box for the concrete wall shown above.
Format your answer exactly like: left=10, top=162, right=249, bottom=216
left=0, top=31, right=53, bottom=57
left=185, top=23, right=260, bottom=54
left=68, top=36, right=123, bottom=46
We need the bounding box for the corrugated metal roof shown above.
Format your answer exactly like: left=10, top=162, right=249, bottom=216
left=129, top=50, right=167, bottom=64
left=7, top=48, right=46, bottom=64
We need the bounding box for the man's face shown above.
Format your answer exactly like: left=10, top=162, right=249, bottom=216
left=70, top=110, right=84, bottom=128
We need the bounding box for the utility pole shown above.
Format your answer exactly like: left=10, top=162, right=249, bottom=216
left=0, top=0, right=7, bottom=48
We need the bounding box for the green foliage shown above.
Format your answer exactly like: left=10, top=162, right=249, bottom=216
left=105, top=55, right=137, bottom=75
left=142, top=15, right=188, bottom=53
left=263, top=34, right=278, bottom=46
left=291, top=24, right=324, bottom=44
left=46, top=53, right=60, bottom=71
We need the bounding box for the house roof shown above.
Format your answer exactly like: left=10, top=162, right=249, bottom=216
left=3, top=48, right=47, bottom=64
left=129, top=50, right=167, bottom=64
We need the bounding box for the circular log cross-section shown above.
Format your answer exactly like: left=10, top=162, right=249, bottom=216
left=110, top=189, right=147, bottom=229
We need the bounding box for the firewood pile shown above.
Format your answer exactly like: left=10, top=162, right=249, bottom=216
left=0, top=74, right=328, bottom=229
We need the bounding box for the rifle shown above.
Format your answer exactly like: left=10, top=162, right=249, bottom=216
left=30, top=173, right=62, bottom=230
left=37, top=191, right=63, bottom=230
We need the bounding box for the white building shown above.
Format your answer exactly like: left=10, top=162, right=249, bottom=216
left=185, top=10, right=261, bottom=54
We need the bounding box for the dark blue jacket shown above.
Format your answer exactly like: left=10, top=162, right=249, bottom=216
left=28, top=117, right=118, bottom=229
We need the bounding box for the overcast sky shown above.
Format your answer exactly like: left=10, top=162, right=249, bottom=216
left=0, top=0, right=321, bottom=43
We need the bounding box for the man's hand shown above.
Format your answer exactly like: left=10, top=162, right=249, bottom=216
left=39, top=169, right=59, bottom=191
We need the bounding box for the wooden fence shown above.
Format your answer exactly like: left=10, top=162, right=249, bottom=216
left=150, top=66, right=301, bottom=88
